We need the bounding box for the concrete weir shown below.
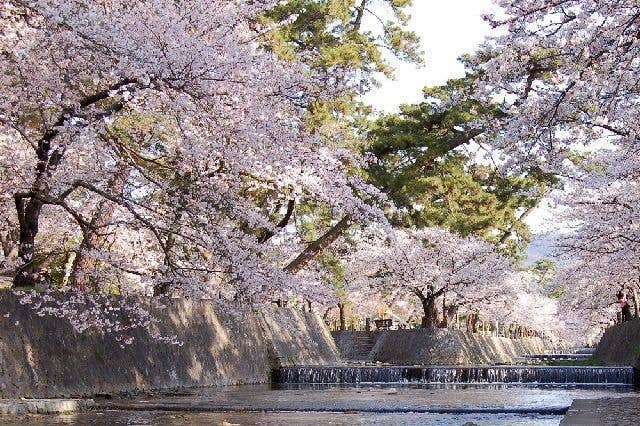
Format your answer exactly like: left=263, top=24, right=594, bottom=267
left=275, top=365, right=637, bottom=385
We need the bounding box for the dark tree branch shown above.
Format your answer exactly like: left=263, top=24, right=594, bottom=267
left=284, top=215, right=351, bottom=274
left=258, top=199, right=295, bottom=244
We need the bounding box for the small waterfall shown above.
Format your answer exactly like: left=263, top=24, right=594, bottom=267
left=276, top=366, right=636, bottom=385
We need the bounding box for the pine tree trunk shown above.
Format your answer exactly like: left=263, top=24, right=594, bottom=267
left=284, top=216, right=351, bottom=274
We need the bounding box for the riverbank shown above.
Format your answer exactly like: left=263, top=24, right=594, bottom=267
left=593, top=319, right=640, bottom=368
left=333, top=329, right=559, bottom=364
left=0, top=292, right=338, bottom=398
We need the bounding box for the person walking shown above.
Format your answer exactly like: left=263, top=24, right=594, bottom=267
left=617, top=289, right=631, bottom=322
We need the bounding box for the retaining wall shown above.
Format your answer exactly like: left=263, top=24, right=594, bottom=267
left=0, top=292, right=338, bottom=398
left=331, top=331, right=383, bottom=360
left=333, top=329, right=556, bottom=365
left=593, top=319, right=640, bottom=368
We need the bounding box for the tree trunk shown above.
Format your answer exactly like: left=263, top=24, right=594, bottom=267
left=466, top=310, right=479, bottom=333
left=14, top=145, right=58, bottom=288
left=353, top=0, right=369, bottom=29
left=284, top=216, right=351, bottom=274
left=443, top=304, right=458, bottom=329
left=338, top=302, right=346, bottom=330
left=12, top=79, right=136, bottom=288
left=440, top=293, right=458, bottom=328
left=70, top=162, right=131, bottom=290
left=631, top=284, right=640, bottom=318
left=414, top=286, right=440, bottom=328
left=258, top=199, right=295, bottom=243
left=322, top=307, right=331, bottom=321
left=14, top=133, right=65, bottom=289
left=153, top=209, right=183, bottom=296
left=14, top=187, right=68, bottom=287
left=420, top=296, right=438, bottom=328
left=1, top=224, right=19, bottom=259
left=13, top=196, right=44, bottom=287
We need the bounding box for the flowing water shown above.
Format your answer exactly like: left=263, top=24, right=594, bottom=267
left=1, top=366, right=637, bottom=425
left=276, top=365, right=636, bottom=385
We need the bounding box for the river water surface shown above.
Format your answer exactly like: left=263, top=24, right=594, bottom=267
left=1, top=383, right=638, bottom=425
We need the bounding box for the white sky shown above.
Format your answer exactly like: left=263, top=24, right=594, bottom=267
left=363, top=0, right=496, bottom=112
left=362, top=0, right=554, bottom=261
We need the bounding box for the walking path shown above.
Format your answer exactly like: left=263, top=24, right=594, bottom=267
left=561, top=397, right=640, bottom=425
left=0, top=399, right=94, bottom=415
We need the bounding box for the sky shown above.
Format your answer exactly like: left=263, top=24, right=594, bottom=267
left=363, top=0, right=496, bottom=112
left=363, top=0, right=554, bottom=262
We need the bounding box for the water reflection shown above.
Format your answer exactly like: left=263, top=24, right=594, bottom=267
left=1, top=383, right=638, bottom=425
left=0, top=410, right=564, bottom=425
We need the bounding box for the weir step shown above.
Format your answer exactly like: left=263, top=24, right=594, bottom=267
left=275, top=366, right=636, bottom=385
left=572, top=347, right=596, bottom=355
left=521, top=353, right=593, bottom=360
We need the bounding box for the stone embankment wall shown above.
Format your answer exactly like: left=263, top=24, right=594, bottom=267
left=593, top=319, right=640, bottom=368
left=0, top=293, right=338, bottom=398
left=333, top=329, right=557, bottom=365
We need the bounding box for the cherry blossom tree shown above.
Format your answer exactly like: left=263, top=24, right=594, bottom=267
left=463, top=0, right=640, bottom=342
left=545, top=147, right=640, bottom=335
left=471, top=0, right=640, bottom=170
left=0, top=1, right=388, bottom=321
left=481, top=270, right=568, bottom=342
left=346, top=227, right=514, bottom=328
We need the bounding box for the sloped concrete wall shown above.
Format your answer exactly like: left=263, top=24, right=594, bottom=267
left=0, top=293, right=337, bottom=398
left=331, top=331, right=383, bottom=360
left=261, top=308, right=339, bottom=366
left=334, top=329, right=556, bottom=365
left=593, top=319, right=640, bottom=368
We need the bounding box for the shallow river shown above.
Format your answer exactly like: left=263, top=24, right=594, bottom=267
left=2, top=383, right=638, bottom=425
